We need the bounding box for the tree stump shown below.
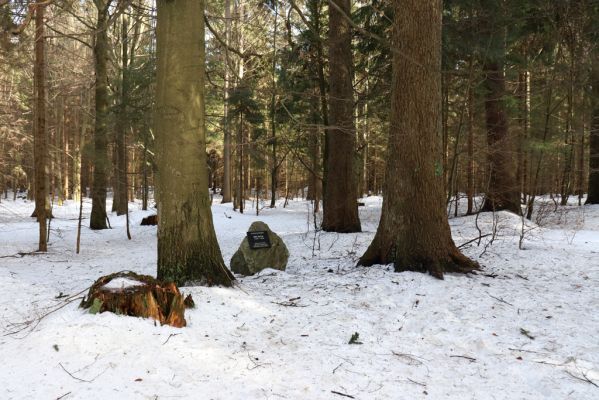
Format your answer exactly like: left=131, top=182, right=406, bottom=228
left=80, top=271, right=194, bottom=328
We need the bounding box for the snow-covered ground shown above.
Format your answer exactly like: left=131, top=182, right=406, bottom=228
left=0, top=194, right=598, bottom=399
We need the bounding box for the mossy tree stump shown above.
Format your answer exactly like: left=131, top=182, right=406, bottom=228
left=80, top=271, right=194, bottom=328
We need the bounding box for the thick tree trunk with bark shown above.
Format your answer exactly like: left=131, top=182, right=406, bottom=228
left=587, top=62, right=599, bottom=204
left=90, top=0, right=110, bottom=229
left=481, top=61, right=521, bottom=214
left=155, top=0, right=234, bottom=287
left=33, top=1, right=48, bottom=252
left=359, top=0, right=478, bottom=279
left=322, top=0, right=361, bottom=233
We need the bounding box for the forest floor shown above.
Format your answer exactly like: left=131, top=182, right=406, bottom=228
left=0, top=194, right=598, bottom=400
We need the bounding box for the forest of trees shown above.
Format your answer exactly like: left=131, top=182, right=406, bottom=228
left=1, top=0, right=598, bottom=283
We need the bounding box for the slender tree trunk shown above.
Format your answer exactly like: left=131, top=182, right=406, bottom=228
left=155, top=0, right=233, bottom=286
left=62, top=102, right=70, bottom=201
left=359, top=0, right=478, bottom=279
left=142, top=142, right=148, bottom=210
left=516, top=70, right=528, bottom=203
left=33, top=1, right=48, bottom=252
left=322, top=0, right=361, bottom=233
left=466, top=84, right=475, bottom=215
left=587, top=61, right=599, bottom=204
left=221, top=0, right=232, bottom=203
left=90, top=0, right=110, bottom=229
left=269, top=1, right=278, bottom=208
left=114, top=13, right=129, bottom=216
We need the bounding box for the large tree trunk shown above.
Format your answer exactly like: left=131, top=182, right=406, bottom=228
left=587, top=61, right=599, bottom=204
left=479, top=5, right=520, bottom=214
left=155, top=0, right=234, bottom=287
left=359, top=0, right=478, bottom=279
left=322, top=0, right=361, bottom=233
left=481, top=60, right=521, bottom=214
left=33, top=1, right=48, bottom=252
left=90, top=0, right=110, bottom=229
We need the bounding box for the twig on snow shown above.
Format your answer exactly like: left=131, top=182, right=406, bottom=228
left=162, top=333, right=180, bottom=345
left=488, top=293, right=513, bottom=306
left=331, top=390, right=355, bottom=398
left=566, top=369, right=599, bottom=388
left=407, top=378, right=427, bottom=387
left=450, top=355, right=477, bottom=362
left=59, top=363, right=93, bottom=383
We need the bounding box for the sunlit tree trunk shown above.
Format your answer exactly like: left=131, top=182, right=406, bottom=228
left=33, top=0, right=48, bottom=251
left=322, top=0, right=361, bottom=233
left=359, top=0, right=478, bottom=279
left=155, top=0, right=234, bottom=286
left=90, top=0, right=110, bottom=229
left=221, top=0, right=232, bottom=203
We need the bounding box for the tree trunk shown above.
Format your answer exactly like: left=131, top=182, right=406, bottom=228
left=322, top=0, right=361, bottom=233
left=269, top=1, right=278, bottom=208
left=466, top=84, right=475, bottom=214
left=481, top=60, right=521, bottom=214
left=587, top=61, right=599, bottom=204
left=33, top=1, right=48, bottom=252
left=221, top=0, right=232, bottom=203
left=114, top=13, right=129, bottom=216
left=359, top=0, right=478, bottom=279
left=155, top=0, right=234, bottom=286
left=90, top=0, right=110, bottom=229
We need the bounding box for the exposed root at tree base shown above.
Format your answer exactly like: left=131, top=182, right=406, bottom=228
left=359, top=245, right=480, bottom=280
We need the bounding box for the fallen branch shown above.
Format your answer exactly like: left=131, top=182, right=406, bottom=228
left=331, top=390, right=355, bottom=399
left=458, top=234, right=492, bottom=249
left=450, top=354, right=476, bottom=362
left=488, top=293, right=513, bottom=306
left=566, top=369, right=599, bottom=388
left=3, top=286, right=90, bottom=337
left=59, top=362, right=93, bottom=383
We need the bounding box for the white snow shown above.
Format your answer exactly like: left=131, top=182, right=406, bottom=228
left=102, top=277, right=145, bottom=291
left=0, top=194, right=598, bottom=399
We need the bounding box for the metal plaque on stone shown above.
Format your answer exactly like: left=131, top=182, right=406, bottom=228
left=247, top=231, right=272, bottom=250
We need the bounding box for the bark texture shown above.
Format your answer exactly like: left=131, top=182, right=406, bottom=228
left=479, top=4, right=521, bottom=214
left=587, top=62, right=599, bottom=204
left=322, top=0, right=361, bottom=233
left=90, top=0, right=110, bottom=229
left=33, top=1, right=48, bottom=251
left=359, top=0, right=478, bottom=279
left=155, top=0, right=234, bottom=287
left=113, top=13, right=129, bottom=216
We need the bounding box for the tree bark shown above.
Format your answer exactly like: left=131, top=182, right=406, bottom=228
left=221, top=0, right=232, bottom=203
left=33, top=0, right=48, bottom=252
left=114, top=13, right=129, bottom=216
left=322, top=0, right=361, bottom=233
left=155, top=0, right=234, bottom=286
left=90, top=0, right=110, bottom=229
left=269, top=2, right=278, bottom=208
left=359, top=0, right=478, bottom=279
left=481, top=60, right=521, bottom=214
left=587, top=61, right=599, bottom=204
